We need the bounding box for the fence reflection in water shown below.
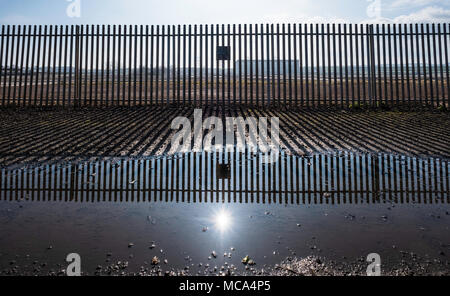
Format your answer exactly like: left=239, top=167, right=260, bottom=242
left=0, top=151, right=448, bottom=204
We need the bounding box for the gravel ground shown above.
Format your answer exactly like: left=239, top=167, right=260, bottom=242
left=2, top=254, right=449, bottom=276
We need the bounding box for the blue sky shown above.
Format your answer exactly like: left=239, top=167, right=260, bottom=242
left=0, top=0, right=449, bottom=25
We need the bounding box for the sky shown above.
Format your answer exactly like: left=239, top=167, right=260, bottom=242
left=0, top=0, right=449, bottom=25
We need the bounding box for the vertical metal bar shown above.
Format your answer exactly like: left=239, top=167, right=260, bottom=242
left=128, top=25, right=133, bottom=105
left=367, top=24, right=372, bottom=105
left=166, top=25, right=170, bottom=106
left=67, top=25, right=73, bottom=106
left=332, top=24, right=337, bottom=107
left=39, top=25, right=47, bottom=106
left=222, top=24, right=225, bottom=107
left=250, top=24, right=254, bottom=106
left=416, top=24, right=422, bottom=104
left=89, top=25, right=94, bottom=105
left=323, top=23, right=329, bottom=107
left=377, top=24, right=382, bottom=105
left=265, top=24, right=270, bottom=107
left=216, top=24, right=220, bottom=106
left=349, top=24, right=354, bottom=105
left=393, top=24, right=400, bottom=104
left=10, top=25, right=19, bottom=105
left=425, top=24, right=432, bottom=105
left=122, top=25, right=127, bottom=105
left=432, top=23, right=439, bottom=107
left=199, top=25, right=203, bottom=106
left=293, top=24, right=298, bottom=106
left=95, top=25, right=100, bottom=105
left=239, top=24, right=243, bottom=104
left=172, top=25, right=176, bottom=106
left=81, top=25, right=87, bottom=105
left=271, top=24, right=275, bottom=106
left=188, top=25, right=191, bottom=105
left=382, top=24, right=387, bottom=103
left=156, top=25, right=162, bottom=105
left=34, top=25, right=41, bottom=106
left=338, top=24, right=343, bottom=106
left=255, top=24, right=259, bottom=106
left=304, top=24, right=309, bottom=106
left=99, top=25, right=104, bottom=106
left=404, top=24, right=410, bottom=104
left=210, top=24, right=214, bottom=105
left=343, top=24, right=349, bottom=107
left=438, top=24, right=445, bottom=106
left=399, top=24, right=405, bottom=104
left=233, top=24, right=237, bottom=105
left=387, top=24, right=393, bottom=105
left=282, top=24, right=287, bottom=106
left=155, top=25, right=159, bottom=105
left=359, top=24, right=365, bottom=104
left=277, top=24, right=281, bottom=106
left=288, top=24, right=293, bottom=107
left=23, top=25, right=32, bottom=106
left=182, top=24, right=186, bottom=104
left=150, top=25, right=154, bottom=105
left=0, top=25, right=4, bottom=105
left=2, top=25, right=10, bottom=105
left=145, top=25, right=148, bottom=105
left=49, top=25, right=57, bottom=105
left=7, top=25, right=16, bottom=105
left=204, top=25, right=208, bottom=105
left=106, top=25, right=110, bottom=106
left=310, top=23, right=315, bottom=107
left=112, top=25, right=116, bottom=105
left=371, top=24, right=377, bottom=106
left=116, top=25, right=121, bottom=105
left=445, top=24, right=450, bottom=107
left=177, top=25, right=181, bottom=105
left=139, top=25, right=144, bottom=105
left=141, top=25, right=146, bottom=105
left=410, top=24, right=416, bottom=103
left=355, top=24, right=360, bottom=105
left=18, top=25, right=27, bottom=105
left=73, top=25, right=81, bottom=106
left=244, top=24, right=248, bottom=106
left=228, top=24, right=231, bottom=107
left=56, top=25, right=64, bottom=105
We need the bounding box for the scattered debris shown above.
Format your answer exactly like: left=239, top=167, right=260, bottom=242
left=151, top=256, right=159, bottom=265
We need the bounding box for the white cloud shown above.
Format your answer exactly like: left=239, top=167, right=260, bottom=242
left=260, top=13, right=348, bottom=24
left=392, top=6, right=450, bottom=22
left=360, top=16, right=394, bottom=24
left=390, top=0, right=444, bottom=9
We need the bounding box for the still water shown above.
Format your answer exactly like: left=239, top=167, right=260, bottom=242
left=0, top=151, right=449, bottom=275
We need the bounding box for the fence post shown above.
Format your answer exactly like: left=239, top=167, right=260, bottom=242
left=367, top=24, right=377, bottom=107
left=74, top=25, right=81, bottom=108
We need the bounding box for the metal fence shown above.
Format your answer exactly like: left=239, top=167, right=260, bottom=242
left=0, top=23, right=449, bottom=108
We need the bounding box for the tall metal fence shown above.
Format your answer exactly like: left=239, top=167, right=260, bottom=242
left=0, top=23, right=449, bottom=108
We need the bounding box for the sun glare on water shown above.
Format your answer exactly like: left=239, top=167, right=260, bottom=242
left=214, top=209, right=232, bottom=232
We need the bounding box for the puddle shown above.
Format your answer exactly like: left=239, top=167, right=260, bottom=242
left=0, top=151, right=449, bottom=275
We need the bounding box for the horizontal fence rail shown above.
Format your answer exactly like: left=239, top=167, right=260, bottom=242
left=1, top=151, right=449, bottom=203
left=0, top=23, right=449, bottom=108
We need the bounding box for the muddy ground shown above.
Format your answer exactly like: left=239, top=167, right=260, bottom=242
left=0, top=106, right=448, bottom=168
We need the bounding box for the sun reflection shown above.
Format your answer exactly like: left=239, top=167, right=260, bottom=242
left=214, top=209, right=232, bottom=232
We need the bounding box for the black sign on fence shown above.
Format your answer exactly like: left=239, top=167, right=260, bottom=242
left=217, top=46, right=230, bottom=61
